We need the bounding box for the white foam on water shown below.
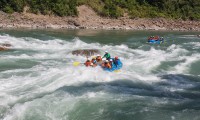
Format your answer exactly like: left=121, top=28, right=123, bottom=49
left=184, top=42, right=200, bottom=49
left=0, top=35, right=194, bottom=92
left=178, top=35, right=198, bottom=39
left=0, top=34, right=199, bottom=120
left=171, top=53, right=200, bottom=74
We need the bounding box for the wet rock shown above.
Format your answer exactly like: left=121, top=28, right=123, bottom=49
left=0, top=46, right=8, bottom=51
left=68, top=20, right=80, bottom=27
left=72, top=49, right=100, bottom=56
left=0, top=43, right=12, bottom=47
left=0, top=43, right=11, bottom=51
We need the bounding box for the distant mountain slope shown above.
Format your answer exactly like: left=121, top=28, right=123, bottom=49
left=0, top=0, right=200, bottom=20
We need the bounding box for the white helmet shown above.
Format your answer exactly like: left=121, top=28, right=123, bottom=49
left=110, top=59, right=113, bottom=61
left=105, top=51, right=108, bottom=53
left=105, top=60, right=108, bottom=63
left=97, top=54, right=100, bottom=56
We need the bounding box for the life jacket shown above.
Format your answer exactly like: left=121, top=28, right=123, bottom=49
left=104, top=62, right=111, bottom=69
left=154, top=36, right=159, bottom=40
left=84, top=61, right=91, bottom=67
left=96, top=56, right=102, bottom=62
left=109, top=61, right=114, bottom=67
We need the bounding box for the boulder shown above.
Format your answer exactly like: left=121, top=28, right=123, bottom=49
left=0, top=43, right=11, bottom=51
left=67, top=19, right=80, bottom=27
left=72, top=49, right=100, bottom=56
left=1, top=43, right=12, bottom=47
left=0, top=46, right=8, bottom=51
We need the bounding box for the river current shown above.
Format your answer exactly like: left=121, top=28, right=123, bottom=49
left=0, top=29, right=200, bottom=120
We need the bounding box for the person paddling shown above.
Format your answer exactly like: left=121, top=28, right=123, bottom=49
left=102, top=51, right=111, bottom=60
left=109, top=59, right=114, bottom=68
left=103, top=60, right=111, bottom=69
left=96, top=54, right=102, bottom=62
left=113, top=56, right=121, bottom=68
left=91, top=57, right=97, bottom=67
left=84, top=60, right=91, bottom=67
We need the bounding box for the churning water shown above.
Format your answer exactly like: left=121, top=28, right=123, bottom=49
left=0, top=30, right=200, bottom=120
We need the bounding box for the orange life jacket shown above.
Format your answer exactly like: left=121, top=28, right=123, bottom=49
left=104, top=63, right=111, bottom=69
left=109, top=62, right=113, bottom=67
left=84, top=61, right=91, bottom=67
left=154, top=36, right=159, bottom=40
left=96, top=56, right=102, bottom=62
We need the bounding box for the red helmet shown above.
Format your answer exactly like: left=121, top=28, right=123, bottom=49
left=115, top=56, right=118, bottom=59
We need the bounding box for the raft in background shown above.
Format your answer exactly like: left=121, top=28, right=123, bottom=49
left=147, top=36, right=164, bottom=44
left=148, top=39, right=164, bottom=44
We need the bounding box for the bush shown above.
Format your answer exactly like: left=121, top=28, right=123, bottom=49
left=10, top=0, right=24, bottom=12
left=3, top=6, right=14, bottom=13
left=26, top=0, right=77, bottom=16
left=0, top=0, right=200, bottom=20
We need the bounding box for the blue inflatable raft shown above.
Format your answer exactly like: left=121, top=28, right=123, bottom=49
left=148, top=38, right=164, bottom=44
left=148, top=39, right=164, bottom=44
left=103, top=60, right=123, bottom=72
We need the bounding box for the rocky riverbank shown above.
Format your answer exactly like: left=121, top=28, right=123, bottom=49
left=0, top=5, right=200, bottom=31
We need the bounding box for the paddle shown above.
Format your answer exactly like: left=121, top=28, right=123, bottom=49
left=114, top=70, right=121, bottom=72
left=72, top=56, right=89, bottom=66
left=73, top=56, right=96, bottom=67
left=73, top=61, right=81, bottom=66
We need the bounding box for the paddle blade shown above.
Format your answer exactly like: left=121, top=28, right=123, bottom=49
left=73, top=62, right=81, bottom=66
left=114, top=70, right=121, bottom=73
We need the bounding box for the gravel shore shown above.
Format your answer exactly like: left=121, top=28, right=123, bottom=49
left=0, top=5, right=200, bottom=31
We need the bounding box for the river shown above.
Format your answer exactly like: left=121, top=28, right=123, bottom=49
left=0, top=29, right=200, bottom=120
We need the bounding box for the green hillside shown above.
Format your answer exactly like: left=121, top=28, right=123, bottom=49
left=0, top=0, right=200, bottom=20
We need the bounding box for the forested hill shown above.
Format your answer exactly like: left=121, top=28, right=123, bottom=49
left=0, top=0, right=200, bottom=20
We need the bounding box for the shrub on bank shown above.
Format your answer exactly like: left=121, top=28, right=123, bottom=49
left=0, top=0, right=200, bottom=20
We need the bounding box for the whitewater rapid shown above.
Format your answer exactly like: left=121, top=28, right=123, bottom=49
left=0, top=31, right=200, bottom=120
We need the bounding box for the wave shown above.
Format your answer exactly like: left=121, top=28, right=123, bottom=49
left=0, top=32, right=200, bottom=120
